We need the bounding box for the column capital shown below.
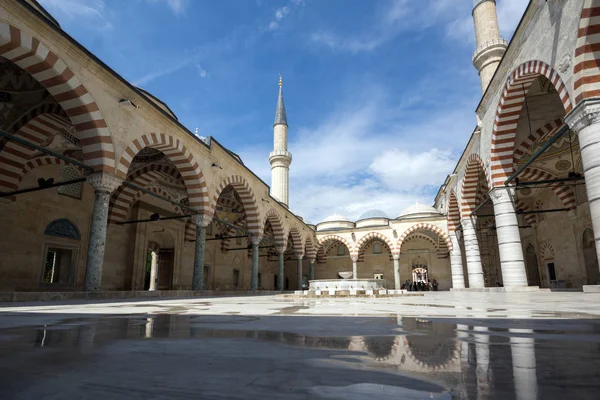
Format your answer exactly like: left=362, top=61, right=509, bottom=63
left=308, top=257, right=316, bottom=264
left=296, top=253, right=304, bottom=260
left=393, top=254, right=400, bottom=261
left=251, top=235, right=263, bottom=245
left=351, top=255, right=358, bottom=263
left=275, top=246, right=286, bottom=254
left=192, top=214, right=212, bottom=228
left=565, top=98, right=600, bottom=133
left=461, top=216, right=477, bottom=228
left=488, top=186, right=514, bottom=204
left=86, top=172, right=122, bottom=193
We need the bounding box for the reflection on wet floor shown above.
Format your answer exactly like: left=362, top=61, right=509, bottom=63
left=0, top=314, right=599, bottom=399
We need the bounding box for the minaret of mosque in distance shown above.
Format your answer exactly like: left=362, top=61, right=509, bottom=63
left=472, top=0, right=507, bottom=92
left=269, top=76, right=292, bottom=207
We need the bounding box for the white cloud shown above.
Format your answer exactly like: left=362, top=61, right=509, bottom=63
left=39, top=0, right=112, bottom=30
left=196, top=64, right=208, bottom=78
left=132, top=59, right=192, bottom=86
left=265, top=0, right=304, bottom=31
left=147, top=0, right=189, bottom=16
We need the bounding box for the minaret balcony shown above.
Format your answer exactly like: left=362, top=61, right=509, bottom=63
left=269, top=150, right=292, bottom=166
left=472, top=38, right=507, bottom=68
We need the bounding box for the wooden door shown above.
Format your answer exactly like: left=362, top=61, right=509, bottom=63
left=157, top=249, right=174, bottom=290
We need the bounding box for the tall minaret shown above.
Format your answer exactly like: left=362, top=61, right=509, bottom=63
left=472, top=0, right=507, bottom=93
left=269, top=76, right=292, bottom=207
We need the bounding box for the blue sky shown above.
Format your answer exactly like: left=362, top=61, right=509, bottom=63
left=40, top=0, right=528, bottom=223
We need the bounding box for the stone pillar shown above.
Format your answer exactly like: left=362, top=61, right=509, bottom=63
left=566, top=99, right=600, bottom=271
left=83, top=172, right=122, bottom=292
left=490, top=187, right=528, bottom=287
left=461, top=217, right=485, bottom=288
left=510, top=329, right=538, bottom=400
left=277, top=246, right=285, bottom=291
left=308, top=258, right=315, bottom=281
left=393, top=254, right=401, bottom=289
left=250, top=235, right=262, bottom=290
left=352, top=257, right=358, bottom=280
left=450, top=231, right=466, bottom=289
left=296, top=255, right=304, bottom=290
left=149, top=251, right=158, bottom=291
left=192, top=215, right=210, bottom=291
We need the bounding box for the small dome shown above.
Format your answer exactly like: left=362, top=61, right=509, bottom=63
left=322, top=213, right=350, bottom=223
left=397, top=203, right=441, bottom=219
left=358, top=209, right=388, bottom=220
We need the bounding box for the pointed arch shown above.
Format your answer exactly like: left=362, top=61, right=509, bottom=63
left=574, top=1, right=600, bottom=103
left=210, top=175, right=260, bottom=234
left=540, top=241, right=555, bottom=260
left=318, top=234, right=353, bottom=259
left=490, top=60, right=573, bottom=187
left=262, top=208, right=285, bottom=246
left=108, top=184, right=182, bottom=224
left=184, top=219, right=196, bottom=242
left=355, top=232, right=396, bottom=256
left=287, top=226, right=304, bottom=256
left=116, top=133, right=209, bottom=213
left=0, top=22, right=115, bottom=171
left=397, top=223, right=452, bottom=253
left=513, top=118, right=564, bottom=171
left=447, top=190, right=461, bottom=232
left=460, top=153, right=490, bottom=217
left=519, top=167, right=577, bottom=210
left=304, top=235, right=317, bottom=261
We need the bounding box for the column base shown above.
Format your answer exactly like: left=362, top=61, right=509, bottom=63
left=450, top=286, right=542, bottom=293
left=583, top=285, right=600, bottom=293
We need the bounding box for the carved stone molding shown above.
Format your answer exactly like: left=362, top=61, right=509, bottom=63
left=564, top=98, right=600, bottom=134
left=192, top=214, right=211, bottom=228
left=86, top=172, right=123, bottom=193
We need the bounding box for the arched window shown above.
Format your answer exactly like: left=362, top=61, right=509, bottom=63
left=42, top=219, right=80, bottom=286
left=373, top=242, right=382, bottom=254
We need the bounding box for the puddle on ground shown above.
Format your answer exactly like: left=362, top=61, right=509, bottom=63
left=0, top=314, right=599, bottom=399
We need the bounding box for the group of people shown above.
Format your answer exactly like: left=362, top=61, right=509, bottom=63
left=401, top=279, right=438, bottom=291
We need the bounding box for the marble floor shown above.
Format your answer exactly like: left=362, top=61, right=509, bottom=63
left=0, top=292, right=599, bottom=399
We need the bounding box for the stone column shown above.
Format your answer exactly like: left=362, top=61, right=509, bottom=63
left=510, top=329, right=538, bottom=400
left=352, top=257, right=358, bottom=280
left=450, top=231, right=466, bottom=289
left=489, top=187, right=528, bottom=287
left=250, top=235, right=262, bottom=290
left=277, top=246, right=285, bottom=291
left=149, top=251, right=158, bottom=291
left=83, top=172, right=122, bottom=292
left=566, top=99, right=600, bottom=271
left=308, top=258, right=315, bottom=281
left=192, top=215, right=210, bottom=291
left=393, top=254, right=401, bottom=289
left=296, top=255, right=304, bottom=290
left=461, top=217, right=485, bottom=288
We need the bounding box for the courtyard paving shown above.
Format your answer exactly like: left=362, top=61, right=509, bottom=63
left=0, top=292, right=599, bottom=399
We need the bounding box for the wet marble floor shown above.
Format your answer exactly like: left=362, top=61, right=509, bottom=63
left=0, top=292, right=599, bottom=399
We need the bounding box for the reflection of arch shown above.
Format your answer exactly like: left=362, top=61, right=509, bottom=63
left=44, top=218, right=80, bottom=240
left=402, top=319, right=459, bottom=370
left=210, top=175, right=259, bottom=234
left=362, top=336, right=396, bottom=361
left=447, top=191, right=460, bottom=232
left=0, top=22, right=116, bottom=172
left=460, top=153, right=490, bottom=217
left=262, top=208, right=285, bottom=246
left=490, top=60, right=573, bottom=187
left=356, top=232, right=396, bottom=255
left=574, top=2, right=600, bottom=104
left=116, top=134, right=209, bottom=212
left=397, top=223, right=452, bottom=253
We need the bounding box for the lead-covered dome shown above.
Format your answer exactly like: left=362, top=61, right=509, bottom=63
left=322, top=213, right=350, bottom=223
left=358, top=209, right=388, bottom=220
left=397, top=203, right=441, bottom=219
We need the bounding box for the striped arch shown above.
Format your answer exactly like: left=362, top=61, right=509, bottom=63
left=108, top=184, right=181, bottom=224
left=0, top=113, right=73, bottom=194
left=513, top=118, right=564, bottom=171
left=9, top=103, right=67, bottom=134
left=540, top=241, right=555, bottom=260
left=210, top=175, right=260, bottom=235
left=447, top=190, right=461, bottom=232
left=287, top=226, right=304, bottom=256
left=304, top=235, right=317, bottom=261
left=355, top=232, right=396, bottom=256
left=184, top=219, right=196, bottom=242
left=490, top=60, right=573, bottom=187
left=574, top=1, right=600, bottom=103
left=21, top=157, right=75, bottom=176
left=519, top=167, right=577, bottom=210
left=318, top=234, right=353, bottom=259
left=397, top=223, right=453, bottom=253
left=460, top=153, right=491, bottom=217
left=116, top=133, right=209, bottom=213
left=402, top=233, right=438, bottom=249
left=126, top=164, right=184, bottom=186
left=262, top=208, right=285, bottom=247
left=514, top=199, right=537, bottom=226
left=0, top=22, right=115, bottom=171
left=316, top=246, right=327, bottom=263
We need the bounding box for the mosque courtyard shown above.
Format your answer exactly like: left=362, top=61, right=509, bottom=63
left=0, top=292, right=599, bottom=399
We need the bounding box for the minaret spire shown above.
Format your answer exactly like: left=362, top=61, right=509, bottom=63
left=472, top=0, right=507, bottom=93
left=269, top=75, right=292, bottom=207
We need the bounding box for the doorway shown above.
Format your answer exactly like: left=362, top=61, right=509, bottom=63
left=583, top=228, right=600, bottom=285
left=525, top=244, right=541, bottom=286
left=157, top=249, right=174, bottom=290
